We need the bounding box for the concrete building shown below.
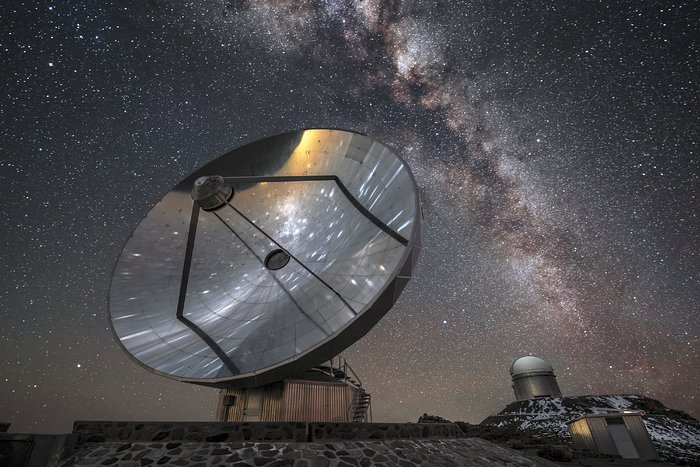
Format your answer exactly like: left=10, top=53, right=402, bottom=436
left=510, top=356, right=562, bottom=401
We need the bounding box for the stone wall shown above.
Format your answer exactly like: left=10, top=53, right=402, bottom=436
left=310, top=423, right=462, bottom=441
left=72, top=421, right=308, bottom=444
left=71, top=421, right=463, bottom=444
left=59, top=438, right=556, bottom=466
left=0, top=432, right=77, bottom=467
left=55, top=422, right=555, bottom=466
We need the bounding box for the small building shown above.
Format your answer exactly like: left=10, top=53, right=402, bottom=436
left=567, top=412, right=659, bottom=459
left=510, top=356, right=562, bottom=401
left=216, top=361, right=371, bottom=423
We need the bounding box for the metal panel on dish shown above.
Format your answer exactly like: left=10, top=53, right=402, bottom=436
left=109, top=129, right=422, bottom=387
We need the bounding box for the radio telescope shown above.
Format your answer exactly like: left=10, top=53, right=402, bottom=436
left=109, top=129, right=422, bottom=421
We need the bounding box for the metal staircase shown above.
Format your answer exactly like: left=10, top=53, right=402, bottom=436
left=352, top=390, right=371, bottom=422
left=312, top=355, right=372, bottom=423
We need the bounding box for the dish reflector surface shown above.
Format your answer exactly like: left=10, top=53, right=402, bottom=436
left=109, top=129, right=421, bottom=386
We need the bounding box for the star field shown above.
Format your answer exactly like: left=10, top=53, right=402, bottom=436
left=1, top=1, right=698, bottom=433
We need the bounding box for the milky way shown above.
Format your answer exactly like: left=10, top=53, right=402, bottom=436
left=1, top=1, right=698, bottom=432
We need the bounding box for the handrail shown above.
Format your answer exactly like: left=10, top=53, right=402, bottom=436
left=308, top=355, right=363, bottom=390
left=340, top=356, right=362, bottom=388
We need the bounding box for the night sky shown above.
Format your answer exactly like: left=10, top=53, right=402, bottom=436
left=2, top=1, right=698, bottom=433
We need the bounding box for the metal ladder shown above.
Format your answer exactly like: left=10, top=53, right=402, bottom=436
left=314, top=356, right=373, bottom=422
left=352, top=390, right=372, bottom=422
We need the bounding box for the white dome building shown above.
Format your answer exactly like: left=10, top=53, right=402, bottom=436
left=510, top=356, right=562, bottom=401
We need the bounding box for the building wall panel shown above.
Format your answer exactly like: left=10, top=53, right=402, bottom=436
left=261, top=383, right=284, bottom=422
left=623, top=416, right=659, bottom=459
left=218, top=380, right=358, bottom=422
left=587, top=417, right=617, bottom=455
left=568, top=419, right=597, bottom=452
left=513, top=375, right=563, bottom=400
left=282, top=380, right=355, bottom=422
left=217, top=388, right=245, bottom=421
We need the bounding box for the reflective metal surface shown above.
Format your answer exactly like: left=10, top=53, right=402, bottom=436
left=109, top=129, right=422, bottom=386
left=510, top=356, right=562, bottom=401
left=510, top=356, right=555, bottom=377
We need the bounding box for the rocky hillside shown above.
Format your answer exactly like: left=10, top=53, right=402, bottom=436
left=481, top=394, right=700, bottom=463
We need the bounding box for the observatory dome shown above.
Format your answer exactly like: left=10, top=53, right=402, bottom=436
left=510, top=356, right=555, bottom=377
left=510, top=355, right=562, bottom=401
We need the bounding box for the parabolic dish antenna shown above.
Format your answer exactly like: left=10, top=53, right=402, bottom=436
left=109, top=129, right=422, bottom=387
